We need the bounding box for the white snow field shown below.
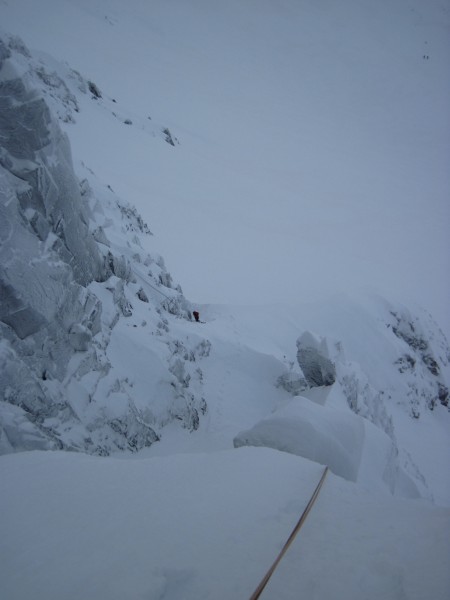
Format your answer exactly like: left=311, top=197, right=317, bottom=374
left=1, top=449, right=449, bottom=600
left=1, top=1, right=450, bottom=599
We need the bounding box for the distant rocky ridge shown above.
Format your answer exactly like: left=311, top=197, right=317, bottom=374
left=0, top=34, right=205, bottom=454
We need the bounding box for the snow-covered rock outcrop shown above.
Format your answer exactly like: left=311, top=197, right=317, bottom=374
left=236, top=298, right=449, bottom=500
left=296, top=331, right=336, bottom=387
left=0, top=35, right=208, bottom=455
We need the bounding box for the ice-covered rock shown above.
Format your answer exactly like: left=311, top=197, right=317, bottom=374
left=296, top=331, right=336, bottom=387
left=0, top=401, right=59, bottom=453
left=388, top=308, right=449, bottom=410
left=0, top=42, right=104, bottom=286
left=0, top=35, right=209, bottom=455
left=276, top=370, right=308, bottom=396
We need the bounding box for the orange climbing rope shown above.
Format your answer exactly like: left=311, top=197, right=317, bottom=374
left=249, top=466, right=329, bottom=600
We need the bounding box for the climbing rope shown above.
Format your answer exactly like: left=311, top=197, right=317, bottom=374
left=249, top=466, right=329, bottom=600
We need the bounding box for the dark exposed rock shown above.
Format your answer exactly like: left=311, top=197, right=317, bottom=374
left=137, top=288, right=149, bottom=302
left=162, top=127, right=175, bottom=146
left=87, top=80, right=102, bottom=98
left=108, top=417, right=159, bottom=451
left=296, top=332, right=336, bottom=387
left=277, top=372, right=308, bottom=395
left=395, top=354, right=416, bottom=373
left=117, top=202, right=152, bottom=235
left=422, top=354, right=440, bottom=376
left=389, top=310, right=448, bottom=414
left=438, top=383, right=448, bottom=407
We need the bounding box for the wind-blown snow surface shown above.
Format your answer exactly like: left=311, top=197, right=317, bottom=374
left=1, top=0, right=449, bottom=334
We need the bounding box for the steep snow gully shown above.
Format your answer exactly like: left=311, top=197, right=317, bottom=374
left=0, top=14, right=450, bottom=600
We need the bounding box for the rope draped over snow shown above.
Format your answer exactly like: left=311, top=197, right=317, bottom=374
left=249, top=466, right=329, bottom=600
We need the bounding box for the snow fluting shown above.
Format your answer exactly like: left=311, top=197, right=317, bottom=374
left=1, top=5, right=450, bottom=600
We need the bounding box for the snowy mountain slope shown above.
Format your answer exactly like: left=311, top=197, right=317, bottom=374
left=0, top=26, right=448, bottom=479
left=193, top=299, right=449, bottom=504
left=1, top=3, right=450, bottom=598
left=1, top=0, right=449, bottom=335
left=1, top=449, right=449, bottom=600
left=0, top=34, right=211, bottom=454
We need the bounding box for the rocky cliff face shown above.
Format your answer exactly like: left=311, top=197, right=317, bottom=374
left=0, top=35, right=207, bottom=454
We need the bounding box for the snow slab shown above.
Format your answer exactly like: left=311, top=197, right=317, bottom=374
left=234, top=396, right=365, bottom=482
left=1, top=448, right=449, bottom=600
